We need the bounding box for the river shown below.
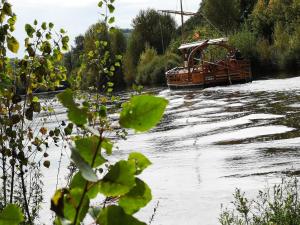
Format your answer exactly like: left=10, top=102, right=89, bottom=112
left=40, top=75, right=300, bottom=225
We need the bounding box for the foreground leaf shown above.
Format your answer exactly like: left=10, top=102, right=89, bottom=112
left=64, top=188, right=89, bottom=224
left=119, top=95, right=168, bottom=132
left=57, top=89, right=88, bottom=126
left=0, top=204, right=24, bottom=225
left=99, top=160, right=136, bottom=196
left=75, top=136, right=106, bottom=168
left=128, top=152, right=151, bottom=175
left=97, top=206, right=146, bottom=225
left=71, top=147, right=98, bottom=182
left=70, top=172, right=99, bottom=199
left=119, top=178, right=152, bottom=215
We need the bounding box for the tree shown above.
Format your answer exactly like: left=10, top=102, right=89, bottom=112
left=64, top=22, right=127, bottom=90
left=123, top=9, right=176, bottom=85
left=132, top=9, right=176, bottom=54
left=201, top=0, right=241, bottom=34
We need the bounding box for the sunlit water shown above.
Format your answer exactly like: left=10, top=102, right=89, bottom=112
left=39, top=75, right=300, bottom=225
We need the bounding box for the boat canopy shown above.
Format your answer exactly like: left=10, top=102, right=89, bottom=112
left=178, top=37, right=228, bottom=50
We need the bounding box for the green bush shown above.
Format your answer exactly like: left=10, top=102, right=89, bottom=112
left=220, top=178, right=300, bottom=225
left=229, top=28, right=258, bottom=60
left=136, top=48, right=181, bottom=85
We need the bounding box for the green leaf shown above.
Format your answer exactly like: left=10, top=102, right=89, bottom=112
left=6, top=36, right=19, bottom=53
left=64, top=188, right=89, bottom=224
left=68, top=107, right=88, bottom=126
left=119, top=95, right=168, bottom=132
left=71, top=147, right=98, bottom=182
left=3, top=3, right=13, bottom=17
left=102, top=138, right=113, bottom=155
left=57, top=89, right=88, bottom=126
left=98, top=1, right=103, bottom=7
left=108, top=17, right=115, bottom=24
left=49, top=22, right=54, bottom=29
left=89, top=207, right=101, bottom=220
left=0, top=204, right=24, bottom=225
left=25, top=24, right=35, bottom=38
left=107, top=4, right=115, bottom=13
left=98, top=206, right=146, bottom=225
left=41, top=22, right=47, bottom=30
left=70, top=172, right=98, bottom=199
left=99, top=160, right=136, bottom=197
left=32, top=96, right=39, bottom=102
left=57, top=89, right=75, bottom=108
left=75, top=136, right=106, bottom=168
left=119, top=178, right=152, bottom=214
left=128, top=152, right=151, bottom=175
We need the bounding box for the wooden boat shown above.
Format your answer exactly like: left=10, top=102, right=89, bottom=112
left=165, top=38, right=252, bottom=89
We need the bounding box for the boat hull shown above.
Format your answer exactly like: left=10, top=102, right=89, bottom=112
left=166, top=59, right=252, bottom=89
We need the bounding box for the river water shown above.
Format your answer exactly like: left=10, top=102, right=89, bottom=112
left=41, top=75, right=300, bottom=225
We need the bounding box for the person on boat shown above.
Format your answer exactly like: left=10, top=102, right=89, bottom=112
left=234, top=49, right=243, bottom=60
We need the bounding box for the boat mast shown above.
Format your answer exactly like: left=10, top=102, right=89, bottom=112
left=158, top=0, right=196, bottom=42
left=180, top=0, right=184, bottom=42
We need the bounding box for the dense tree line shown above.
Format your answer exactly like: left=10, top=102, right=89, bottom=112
left=64, top=0, right=300, bottom=89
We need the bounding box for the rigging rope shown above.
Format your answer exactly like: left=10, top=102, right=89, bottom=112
left=199, top=11, right=225, bottom=37
left=158, top=14, right=165, bottom=54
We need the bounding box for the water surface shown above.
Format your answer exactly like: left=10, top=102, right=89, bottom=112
left=41, top=76, right=300, bottom=225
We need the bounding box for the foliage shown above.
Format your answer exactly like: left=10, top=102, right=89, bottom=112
left=229, top=27, right=258, bottom=60
left=132, top=9, right=176, bottom=55
left=50, top=1, right=169, bottom=225
left=136, top=50, right=181, bottom=85
left=220, top=178, right=300, bottom=225
left=123, top=9, right=177, bottom=85
left=0, top=0, right=70, bottom=223
left=201, top=0, right=241, bottom=34
left=0, top=204, right=24, bottom=225
left=66, top=23, right=126, bottom=90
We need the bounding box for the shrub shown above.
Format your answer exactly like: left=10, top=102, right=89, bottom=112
left=229, top=28, right=258, bottom=60
left=220, top=178, right=300, bottom=225
left=136, top=49, right=181, bottom=86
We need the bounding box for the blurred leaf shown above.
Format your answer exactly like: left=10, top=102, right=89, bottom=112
left=41, top=22, right=47, bottom=30
left=119, top=178, right=152, bottom=214
left=3, top=3, right=13, bottom=17
left=25, top=24, right=35, bottom=38
left=51, top=189, right=65, bottom=218
left=98, top=1, right=103, bottom=7
left=89, top=206, right=101, bottom=220
left=57, top=89, right=88, bottom=126
left=71, top=147, right=98, bottom=182
left=108, top=17, right=115, bottom=24
left=97, top=206, right=146, bottom=225
left=0, top=204, right=24, bottom=225
left=64, top=188, right=89, bottom=224
left=102, top=138, right=113, bottom=155
left=107, top=4, right=115, bottom=13
left=6, top=36, right=19, bottom=53
left=119, top=95, right=168, bottom=132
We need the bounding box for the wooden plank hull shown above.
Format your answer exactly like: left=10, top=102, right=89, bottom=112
left=166, top=59, right=252, bottom=89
